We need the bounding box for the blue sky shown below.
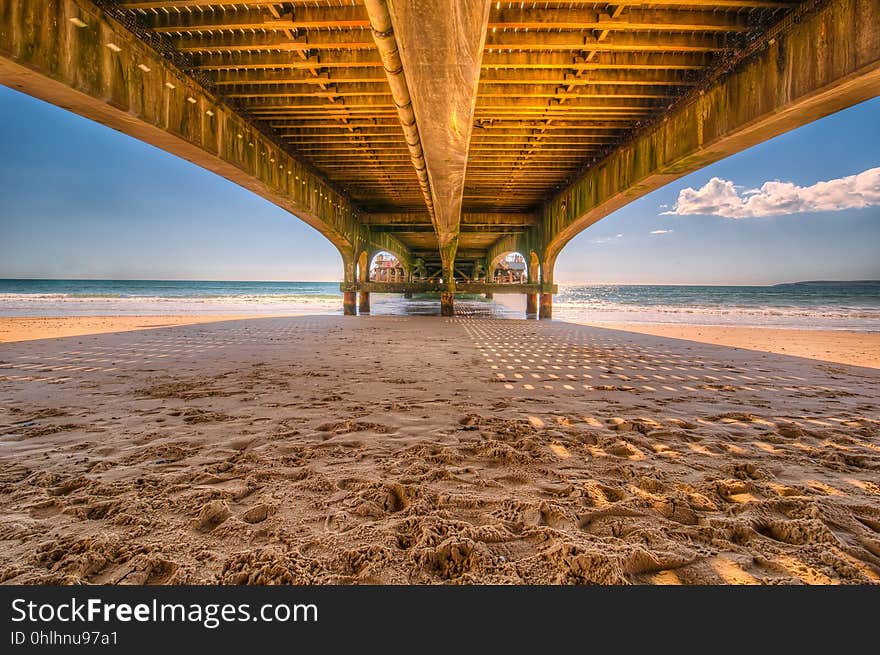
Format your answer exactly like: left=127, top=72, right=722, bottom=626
left=1, top=85, right=878, bottom=285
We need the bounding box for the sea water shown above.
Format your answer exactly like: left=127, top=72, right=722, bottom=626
left=1, top=279, right=878, bottom=330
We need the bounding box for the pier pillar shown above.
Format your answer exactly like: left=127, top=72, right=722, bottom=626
left=526, top=293, right=538, bottom=317
left=404, top=290, right=413, bottom=299
left=440, top=292, right=455, bottom=317
left=359, top=291, right=371, bottom=314
left=439, top=242, right=457, bottom=317
left=539, top=293, right=553, bottom=320
left=343, top=292, right=357, bottom=316
left=485, top=292, right=493, bottom=300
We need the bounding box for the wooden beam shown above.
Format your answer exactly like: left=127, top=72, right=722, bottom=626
left=141, top=7, right=755, bottom=35
left=487, top=7, right=755, bottom=32
left=485, top=31, right=736, bottom=52
left=174, top=32, right=375, bottom=54
left=482, top=50, right=711, bottom=68
left=119, top=0, right=355, bottom=9
left=144, top=7, right=371, bottom=33
left=192, top=52, right=382, bottom=70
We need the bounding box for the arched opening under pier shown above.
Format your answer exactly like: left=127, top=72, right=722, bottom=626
left=369, top=252, right=407, bottom=284
left=490, top=253, right=528, bottom=285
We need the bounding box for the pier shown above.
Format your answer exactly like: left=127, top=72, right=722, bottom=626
left=0, top=0, right=878, bottom=317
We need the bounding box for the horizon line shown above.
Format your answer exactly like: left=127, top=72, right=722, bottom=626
left=1, top=276, right=877, bottom=288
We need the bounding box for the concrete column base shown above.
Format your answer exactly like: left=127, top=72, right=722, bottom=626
left=539, top=293, right=553, bottom=320
left=358, top=291, right=370, bottom=314
left=526, top=292, right=538, bottom=317
left=440, top=292, right=455, bottom=316
left=343, top=291, right=356, bottom=316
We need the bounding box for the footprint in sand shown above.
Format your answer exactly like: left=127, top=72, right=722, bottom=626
left=194, top=500, right=231, bottom=532
left=241, top=504, right=273, bottom=524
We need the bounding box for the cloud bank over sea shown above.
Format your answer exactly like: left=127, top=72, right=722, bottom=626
left=665, top=167, right=880, bottom=218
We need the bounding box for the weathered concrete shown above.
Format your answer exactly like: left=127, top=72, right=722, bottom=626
left=540, top=293, right=553, bottom=320
left=358, top=291, right=371, bottom=314
left=342, top=281, right=555, bottom=295
left=526, top=293, right=538, bottom=317
left=343, top=291, right=357, bottom=316
left=440, top=292, right=455, bottom=317
left=0, top=0, right=357, bottom=250
left=364, top=0, right=491, bottom=318
left=363, top=0, right=433, bottom=219
left=541, top=0, right=880, bottom=265
left=384, top=0, right=491, bottom=251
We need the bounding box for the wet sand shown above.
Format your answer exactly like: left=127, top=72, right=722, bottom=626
left=0, top=312, right=878, bottom=584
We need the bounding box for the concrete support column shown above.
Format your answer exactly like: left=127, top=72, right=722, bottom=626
left=340, top=249, right=357, bottom=316
left=359, top=291, right=371, bottom=314
left=526, top=293, right=538, bottom=317
left=539, top=293, right=553, bottom=320
left=539, top=252, right=556, bottom=320
left=440, top=292, right=455, bottom=317
left=439, top=239, right=457, bottom=318
left=343, top=292, right=357, bottom=316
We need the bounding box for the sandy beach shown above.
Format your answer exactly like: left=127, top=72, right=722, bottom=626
left=3, top=315, right=879, bottom=370
left=0, top=312, right=878, bottom=585
left=579, top=323, right=880, bottom=370
left=0, top=315, right=268, bottom=344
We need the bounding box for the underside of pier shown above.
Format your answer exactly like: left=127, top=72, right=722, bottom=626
left=1, top=0, right=878, bottom=315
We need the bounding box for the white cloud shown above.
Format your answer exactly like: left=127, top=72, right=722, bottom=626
left=663, top=166, right=880, bottom=218
left=650, top=229, right=673, bottom=235
left=590, top=233, right=624, bottom=245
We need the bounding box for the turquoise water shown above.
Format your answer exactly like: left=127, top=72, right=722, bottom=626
left=552, top=281, right=880, bottom=330
left=0, top=279, right=342, bottom=299
left=1, top=279, right=878, bottom=330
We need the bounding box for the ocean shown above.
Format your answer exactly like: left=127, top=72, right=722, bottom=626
left=1, top=279, right=878, bottom=331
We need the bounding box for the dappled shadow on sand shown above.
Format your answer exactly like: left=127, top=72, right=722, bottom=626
left=0, top=316, right=877, bottom=584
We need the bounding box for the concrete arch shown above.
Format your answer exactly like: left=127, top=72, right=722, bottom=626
left=0, top=0, right=431, bottom=310
left=541, top=0, right=880, bottom=267
left=0, top=0, right=363, bottom=258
